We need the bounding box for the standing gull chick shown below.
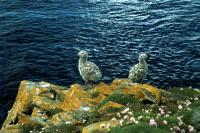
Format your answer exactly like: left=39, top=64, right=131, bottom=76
left=78, top=50, right=102, bottom=87
left=128, top=53, right=148, bottom=83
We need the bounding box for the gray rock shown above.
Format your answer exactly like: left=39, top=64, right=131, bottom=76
left=128, top=53, right=148, bottom=83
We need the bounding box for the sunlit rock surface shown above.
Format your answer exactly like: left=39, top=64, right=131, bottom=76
left=1, top=79, right=200, bottom=133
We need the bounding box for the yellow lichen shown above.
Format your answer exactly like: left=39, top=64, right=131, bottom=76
left=98, top=101, right=124, bottom=113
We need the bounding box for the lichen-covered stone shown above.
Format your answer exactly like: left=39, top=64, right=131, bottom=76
left=1, top=81, right=34, bottom=129
left=1, top=79, right=192, bottom=133
left=1, top=80, right=82, bottom=132
left=31, top=107, right=48, bottom=119
left=93, top=82, right=113, bottom=96
left=98, top=101, right=124, bottom=113
left=0, top=125, right=22, bottom=133
left=18, top=113, right=47, bottom=127
left=48, top=112, right=80, bottom=126
left=117, top=83, right=161, bottom=103
left=112, top=78, right=132, bottom=85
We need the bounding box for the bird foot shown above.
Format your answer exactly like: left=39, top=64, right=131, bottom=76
left=84, top=81, right=93, bottom=90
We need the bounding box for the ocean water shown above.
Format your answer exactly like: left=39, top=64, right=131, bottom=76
left=0, top=0, right=200, bottom=125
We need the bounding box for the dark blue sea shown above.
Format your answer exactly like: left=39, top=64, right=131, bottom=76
left=0, top=0, right=200, bottom=125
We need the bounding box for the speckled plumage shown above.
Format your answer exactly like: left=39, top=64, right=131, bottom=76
left=78, top=50, right=102, bottom=84
left=128, top=53, right=148, bottom=83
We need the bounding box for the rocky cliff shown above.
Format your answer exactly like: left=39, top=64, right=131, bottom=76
left=1, top=79, right=200, bottom=133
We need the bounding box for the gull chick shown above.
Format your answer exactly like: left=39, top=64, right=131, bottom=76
left=128, top=53, right=148, bottom=83
left=78, top=50, right=102, bottom=88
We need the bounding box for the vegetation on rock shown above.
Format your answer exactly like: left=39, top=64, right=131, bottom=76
left=1, top=79, right=199, bottom=133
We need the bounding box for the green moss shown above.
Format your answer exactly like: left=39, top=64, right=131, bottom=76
left=47, top=108, right=63, bottom=116
left=22, top=124, right=81, bottom=133
left=43, top=124, right=80, bottom=133
left=22, top=125, right=43, bottom=133
left=96, top=92, right=140, bottom=110
left=109, top=123, right=170, bottom=133
left=189, top=107, right=200, bottom=130
left=105, top=107, right=123, bottom=113
left=170, top=88, right=200, bottom=100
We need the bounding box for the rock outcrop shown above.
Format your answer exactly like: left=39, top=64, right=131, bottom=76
left=1, top=79, right=200, bottom=133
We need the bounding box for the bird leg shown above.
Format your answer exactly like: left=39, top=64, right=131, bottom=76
left=85, top=80, right=93, bottom=90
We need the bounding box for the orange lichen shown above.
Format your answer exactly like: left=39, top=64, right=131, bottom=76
left=93, top=93, right=107, bottom=104
left=69, top=84, right=89, bottom=98
left=18, top=113, right=47, bottom=127
left=122, top=83, right=161, bottom=103
left=2, top=80, right=32, bottom=129
left=2, top=79, right=163, bottom=133
left=59, top=94, right=82, bottom=111
left=98, top=101, right=124, bottom=113
left=93, top=82, right=112, bottom=95
left=112, top=79, right=132, bottom=86
left=142, top=84, right=161, bottom=103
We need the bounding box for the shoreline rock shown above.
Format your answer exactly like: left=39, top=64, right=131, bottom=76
left=1, top=79, right=200, bottom=133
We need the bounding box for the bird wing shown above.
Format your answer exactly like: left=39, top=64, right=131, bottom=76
left=129, top=64, right=142, bottom=80
left=86, top=62, right=102, bottom=77
left=87, top=62, right=100, bottom=71
left=129, top=64, right=138, bottom=74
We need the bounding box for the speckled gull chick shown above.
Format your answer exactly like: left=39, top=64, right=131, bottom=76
left=78, top=50, right=102, bottom=86
left=128, top=53, right=148, bottom=83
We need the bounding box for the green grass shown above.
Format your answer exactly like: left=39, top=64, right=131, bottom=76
left=109, top=123, right=170, bottom=133
left=96, top=92, right=140, bottom=110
